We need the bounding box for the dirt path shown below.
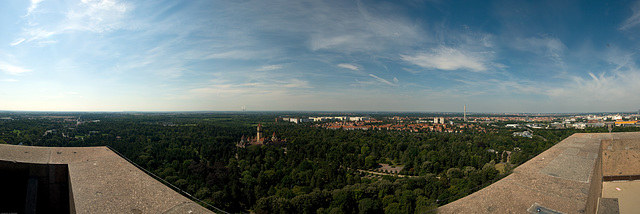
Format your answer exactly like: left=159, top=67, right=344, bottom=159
left=356, top=169, right=418, bottom=178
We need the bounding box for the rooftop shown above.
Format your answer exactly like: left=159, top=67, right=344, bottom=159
left=0, top=144, right=213, bottom=214
left=439, top=132, right=640, bottom=214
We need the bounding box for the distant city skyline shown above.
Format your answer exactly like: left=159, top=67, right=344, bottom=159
left=1, top=0, right=640, bottom=113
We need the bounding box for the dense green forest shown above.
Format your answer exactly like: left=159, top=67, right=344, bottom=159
left=0, top=112, right=636, bottom=213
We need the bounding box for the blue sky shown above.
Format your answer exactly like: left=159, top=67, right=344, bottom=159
left=1, top=0, right=640, bottom=113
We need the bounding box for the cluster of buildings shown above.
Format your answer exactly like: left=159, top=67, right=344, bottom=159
left=461, top=113, right=639, bottom=124
left=502, top=113, right=640, bottom=130
left=276, top=116, right=371, bottom=124
left=313, top=120, right=491, bottom=133
left=548, top=117, right=638, bottom=130
left=281, top=112, right=640, bottom=134
left=433, top=117, right=445, bottom=124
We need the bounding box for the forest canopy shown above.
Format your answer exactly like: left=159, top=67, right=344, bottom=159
left=0, top=112, right=633, bottom=213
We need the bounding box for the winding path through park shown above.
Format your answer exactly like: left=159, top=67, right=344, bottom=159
left=356, top=169, right=418, bottom=178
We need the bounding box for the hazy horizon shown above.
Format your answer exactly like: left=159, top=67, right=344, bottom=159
left=0, top=109, right=638, bottom=115
left=1, top=0, right=640, bottom=113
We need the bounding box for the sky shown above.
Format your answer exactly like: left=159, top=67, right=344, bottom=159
left=1, top=0, right=640, bottom=113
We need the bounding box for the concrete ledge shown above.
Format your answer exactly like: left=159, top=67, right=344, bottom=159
left=0, top=144, right=214, bottom=213
left=438, top=132, right=640, bottom=214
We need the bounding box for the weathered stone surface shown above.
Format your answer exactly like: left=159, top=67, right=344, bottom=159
left=0, top=144, right=214, bottom=213
left=439, top=132, right=640, bottom=214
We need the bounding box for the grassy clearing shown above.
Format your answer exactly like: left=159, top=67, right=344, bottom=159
left=495, top=163, right=506, bottom=174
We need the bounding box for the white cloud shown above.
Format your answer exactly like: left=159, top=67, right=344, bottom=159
left=400, top=46, right=488, bottom=72
left=513, top=36, right=566, bottom=56
left=204, top=50, right=272, bottom=60
left=10, top=38, right=26, bottom=46
left=240, top=1, right=424, bottom=53
left=310, top=35, right=364, bottom=52
left=446, top=46, right=640, bottom=112
left=543, top=51, right=640, bottom=112
left=24, top=28, right=55, bottom=42
left=452, top=78, right=541, bottom=97
left=18, top=0, right=133, bottom=45
left=25, top=0, right=45, bottom=17
left=369, top=74, right=396, bottom=86
left=337, top=63, right=360, bottom=71
left=481, top=34, right=494, bottom=48
left=620, top=1, right=640, bottom=30
left=507, top=36, right=568, bottom=76
left=189, top=84, right=253, bottom=97
left=0, top=62, right=31, bottom=75
left=281, top=78, right=312, bottom=88
left=63, top=0, right=132, bottom=33
left=546, top=71, right=639, bottom=107
left=1, top=79, right=19, bottom=82
left=352, top=79, right=374, bottom=87
left=402, top=68, right=419, bottom=74
left=257, top=64, right=284, bottom=71
left=155, top=66, right=185, bottom=79
left=190, top=77, right=312, bottom=98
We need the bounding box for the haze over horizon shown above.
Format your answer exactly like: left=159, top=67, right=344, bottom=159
left=1, top=0, right=640, bottom=113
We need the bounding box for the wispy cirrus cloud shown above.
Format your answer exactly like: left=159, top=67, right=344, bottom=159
left=546, top=71, right=640, bottom=110
left=257, top=64, right=284, bottom=71
left=6, top=0, right=639, bottom=112
left=234, top=0, right=425, bottom=54
left=63, top=0, right=132, bottom=33
left=190, top=77, right=312, bottom=97
left=190, top=84, right=254, bottom=97
left=22, top=28, right=55, bottom=43
left=337, top=63, right=360, bottom=71
left=454, top=78, right=542, bottom=96
left=309, top=3, right=424, bottom=53
left=369, top=74, right=397, bottom=86
left=401, top=46, right=488, bottom=72
left=545, top=54, right=640, bottom=111
left=512, top=36, right=567, bottom=67
left=620, top=0, right=640, bottom=30
left=202, top=50, right=276, bottom=60
left=10, top=38, right=26, bottom=46
left=280, top=78, right=312, bottom=88
left=513, top=36, right=566, bottom=54
left=25, top=0, right=45, bottom=17
left=0, top=62, right=31, bottom=75
left=17, top=0, right=133, bottom=45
